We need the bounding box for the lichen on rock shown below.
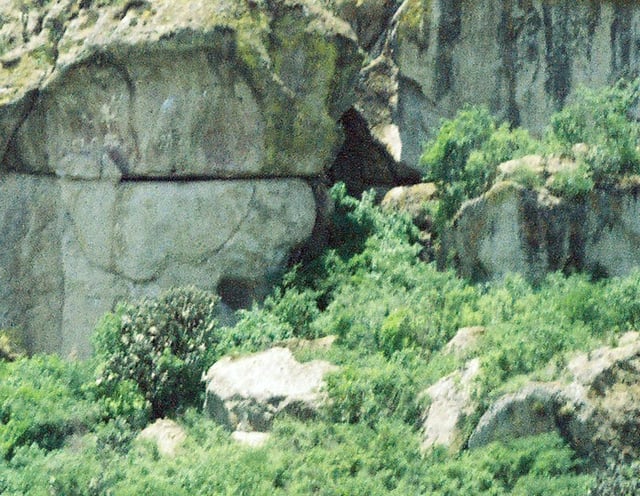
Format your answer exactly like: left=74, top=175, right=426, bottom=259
left=0, top=0, right=362, bottom=356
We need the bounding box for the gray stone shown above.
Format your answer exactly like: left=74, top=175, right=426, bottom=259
left=1, top=0, right=361, bottom=179
left=421, top=358, right=481, bottom=452
left=231, top=431, right=271, bottom=448
left=451, top=175, right=640, bottom=282
left=0, top=175, right=316, bottom=357
left=203, top=347, right=338, bottom=432
left=443, top=327, right=486, bottom=356
left=0, top=174, right=63, bottom=353
left=0, top=0, right=363, bottom=355
left=467, top=333, right=640, bottom=464
left=467, top=383, right=569, bottom=449
left=137, top=418, right=187, bottom=457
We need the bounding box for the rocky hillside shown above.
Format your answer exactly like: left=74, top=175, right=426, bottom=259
left=3, top=0, right=640, bottom=357
left=0, top=0, right=360, bottom=355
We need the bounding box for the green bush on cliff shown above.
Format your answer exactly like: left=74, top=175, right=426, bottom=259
left=420, top=106, right=537, bottom=228
left=93, top=287, right=222, bottom=419
left=420, top=79, right=640, bottom=230
left=549, top=79, right=640, bottom=182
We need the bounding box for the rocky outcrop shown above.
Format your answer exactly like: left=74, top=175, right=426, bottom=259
left=451, top=177, right=640, bottom=282
left=421, top=358, right=480, bottom=452
left=389, top=0, right=640, bottom=168
left=323, top=0, right=640, bottom=192
left=468, top=332, right=640, bottom=465
left=203, top=347, right=337, bottom=433
left=381, top=182, right=436, bottom=230
left=0, top=0, right=362, bottom=355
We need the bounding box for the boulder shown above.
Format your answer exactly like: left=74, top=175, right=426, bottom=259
left=467, top=382, right=571, bottom=449
left=137, top=418, right=187, bottom=457
left=421, top=358, right=481, bottom=452
left=451, top=177, right=640, bottom=282
left=381, top=182, right=437, bottom=229
left=231, top=431, right=271, bottom=448
left=203, top=347, right=338, bottom=432
left=1, top=0, right=361, bottom=179
left=451, top=181, right=570, bottom=282
left=443, top=326, right=486, bottom=357
left=0, top=175, right=316, bottom=356
left=467, top=332, right=640, bottom=465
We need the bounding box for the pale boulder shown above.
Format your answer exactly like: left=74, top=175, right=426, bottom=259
left=203, top=347, right=338, bottom=432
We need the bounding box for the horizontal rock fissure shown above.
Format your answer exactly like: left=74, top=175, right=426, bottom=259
left=118, top=174, right=321, bottom=183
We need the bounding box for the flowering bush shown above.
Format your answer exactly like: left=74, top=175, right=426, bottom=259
left=93, top=287, right=221, bottom=418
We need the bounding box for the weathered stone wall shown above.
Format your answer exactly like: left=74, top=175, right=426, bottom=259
left=394, top=0, right=640, bottom=168
left=0, top=0, right=361, bottom=356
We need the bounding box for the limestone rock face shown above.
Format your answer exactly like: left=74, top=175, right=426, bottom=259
left=392, top=0, right=640, bottom=168
left=468, top=332, right=640, bottom=465
left=0, top=0, right=362, bottom=355
left=203, top=347, right=338, bottom=432
left=0, top=175, right=63, bottom=353
left=0, top=174, right=315, bottom=356
left=0, top=0, right=361, bottom=178
left=451, top=179, right=640, bottom=282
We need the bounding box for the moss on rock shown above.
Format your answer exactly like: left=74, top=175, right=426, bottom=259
left=0, top=0, right=361, bottom=177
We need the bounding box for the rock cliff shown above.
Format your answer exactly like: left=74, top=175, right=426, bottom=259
left=451, top=178, right=640, bottom=282
left=5, top=0, right=640, bottom=355
left=383, top=0, right=640, bottom=168
left=0, top=0, right=361, bottom=356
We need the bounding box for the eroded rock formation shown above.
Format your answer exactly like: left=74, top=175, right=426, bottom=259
left=0, top=0, right=361, bottom=356
left=451, top=177, right=640, bottom=282
left=391, top=0, right=640, bottom=168
left=5, top=0, right=640, bottom=355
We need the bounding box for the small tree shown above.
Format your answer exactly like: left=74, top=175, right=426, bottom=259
left=93, top=287, right=221, bottom=419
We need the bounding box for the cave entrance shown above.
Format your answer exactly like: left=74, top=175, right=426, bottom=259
left=329, top=107, right=420, bottom=197
left=216, top=277, right=256, bottom=311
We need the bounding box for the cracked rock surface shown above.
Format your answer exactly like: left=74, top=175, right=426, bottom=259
left=0, top=0, right=361, bottom=356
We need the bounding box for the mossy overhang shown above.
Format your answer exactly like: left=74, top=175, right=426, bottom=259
left=0, top=0, right=362, bottom=176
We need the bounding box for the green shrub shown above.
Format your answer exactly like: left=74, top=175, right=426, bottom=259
left=548, top=79, right=640, bottom=182
left=589, top=455, right=640, bottom=496
left=547, top=164, right=595, bottom=198
left=422, top=433, right=592, bottom=495
left=324, top=352, right=423, bottom=427
left=421, top=106, right=537, bottom=228
left=0, top=356, right=98, bottom=459
left=93, top=287, right=222, bottom=419
left=506, top=162, right=546, bottom=189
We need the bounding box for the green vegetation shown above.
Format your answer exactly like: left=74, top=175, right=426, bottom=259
left=3, top=80, right=640, bottom=493
left=590, top=455, right=640, bottom=496
left=549, top=79, right=640, bottom=183
left=2, top=181, right=640, bottom=493
left=93, top=287, right=222, bottom=419
left=419, top=79, right=640, bottom=234
left=420, top=105, right=538, bottom=232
